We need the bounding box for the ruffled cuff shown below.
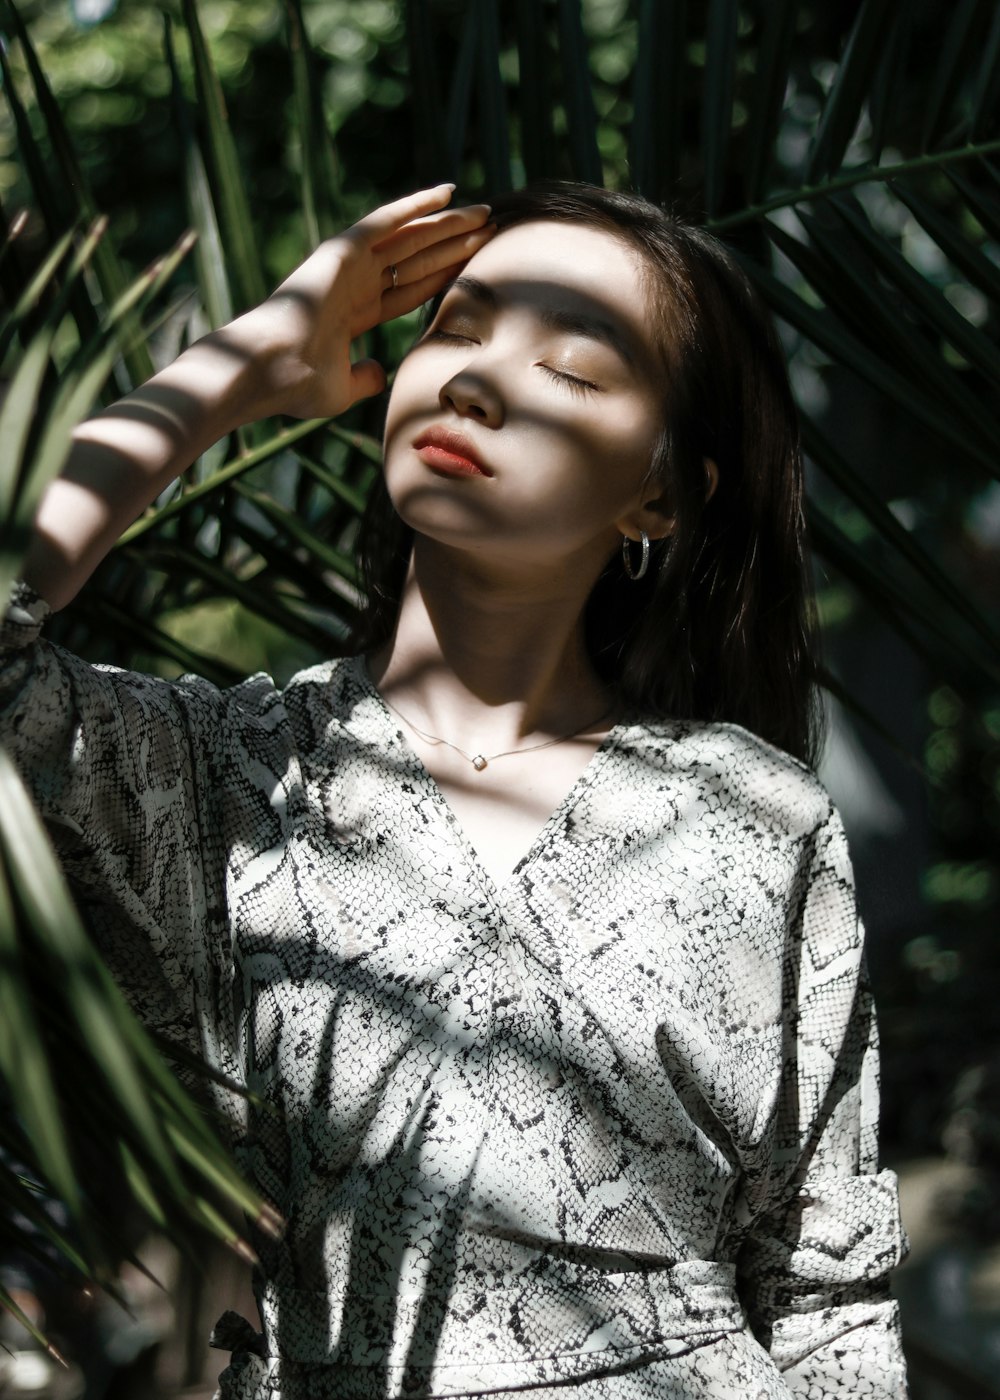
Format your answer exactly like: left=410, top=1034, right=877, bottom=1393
left=743, top=1169, right=907, bottom=1315
left=2, top=580, right=51, bottom=653
left=739, top=1169, right=909, bottom=1392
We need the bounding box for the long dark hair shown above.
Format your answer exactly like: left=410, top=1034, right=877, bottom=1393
left=355, top=182, right=821, bottom=767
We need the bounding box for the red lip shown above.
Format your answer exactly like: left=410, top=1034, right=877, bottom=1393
left=412, top=427, right=492, bottom=478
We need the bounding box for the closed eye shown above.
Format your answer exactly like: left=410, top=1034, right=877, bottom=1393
left=424, top=328, right=478, bottom=346
left=539, top=364, right=601, bottom=396
left=423, top=328, right=600, bottom=395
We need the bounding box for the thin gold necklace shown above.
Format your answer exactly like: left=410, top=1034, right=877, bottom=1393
left=381, top=695, right=614, bottom=772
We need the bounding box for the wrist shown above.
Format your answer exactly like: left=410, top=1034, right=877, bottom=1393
left=171, top=326, right=269, bottom=439
left=200, top=298, right=315, bottom=425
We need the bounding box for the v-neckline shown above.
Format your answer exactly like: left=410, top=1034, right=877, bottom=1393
left=350, top=657, right=628, bottom=902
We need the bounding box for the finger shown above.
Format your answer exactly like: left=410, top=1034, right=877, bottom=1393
left=347, top=357, right=388, bottom=403
left=377, top=257, right=481, bottom=322
left=372, top=203, right=493, bottom=263
left=386, top=223, right=496, bottom=295
left=353, top=184, right=457, bottom=242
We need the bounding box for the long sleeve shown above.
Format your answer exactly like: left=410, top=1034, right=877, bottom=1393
left=736, top=807, right=908, bottom=1398
left=0, top=579, right=235, bottom=1073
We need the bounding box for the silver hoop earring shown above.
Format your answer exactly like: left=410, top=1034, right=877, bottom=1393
left=622, top=531, right=650, bottom=581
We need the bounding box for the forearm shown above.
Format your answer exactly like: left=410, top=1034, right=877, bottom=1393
left=18, top=185, right=492, bottom=613
left=22, top=326, right=267, bottom=612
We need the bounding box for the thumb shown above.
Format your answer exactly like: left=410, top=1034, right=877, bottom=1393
left=348, top=357, right=388, bottom=403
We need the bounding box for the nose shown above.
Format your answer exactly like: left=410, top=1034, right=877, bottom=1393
left=439, top=367, right=504, bottom=429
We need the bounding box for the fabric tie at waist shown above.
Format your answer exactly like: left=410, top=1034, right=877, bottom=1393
left=212, top=1258, right=747, bottom=1399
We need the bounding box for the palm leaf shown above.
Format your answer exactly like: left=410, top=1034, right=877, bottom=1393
left=948, top=162, right=1000, bottom=243
left=295, top=450, right=369, bottom=516
left=515, top=0, right=557, bottom=182
left=0, top=1281, right=66, bottom=1360
left=701, top=0, right=738, bottom=217
left=792, top=207, right=999, bottom=453
left=629, top=0, right=686, bottom=204
left=802, top=420, right=1000, bottom=665
left=179, top=0, right=266, bottom=310
left=0, top=849, right=81, bottom=1217
left=968, top=2, right=1000, bottom=141
left=868, top=7, right=912, bottom=162
left=712, top=133, right=1000, bottom=231
left=232, top=529, right=364, bottom=640
left=406, top=0, right=451, bottom=183
left=827, top=194, right=1000, bottom=383
left=805, top=0, right=896, bottom=183
left=232, top=480, right=361, bottom=584
left=118, top=417, right=336, bottom=544
left=0, top=38, right=104, bottom=364
left=742, top=0, right=796, bottom=204
left=0, top=222, right=78, bottom=366
left=0, top=750, right=277, bottom=1264
left=0, top=230, right=199, bottom=608
left=815, top=663, right=925, bottom=777
left=749, top=253, right=1000, bottom=482
left=0, top=36, right=62, bottom=244
left=1, top=0, right=153, bottom=387
left=476, top=0, right=512, bottom=192
left=919, top=0, right=979, bottom=153
left=556, top=0, right=601, bottom=184
left=445, top=4, right=480, bottom=176
left=286, top=0, right=341, bottom=243
left=165, top=13, right=233, bottom=331
left=893, top=183, right=1000, bottom=307
left=324, top=420, right=383, bottom=466
left=137, top=542, right=351, bottom=652
left=75, top=594, right=246, bottom=686
left=808, top=509, right=1000, bottom=691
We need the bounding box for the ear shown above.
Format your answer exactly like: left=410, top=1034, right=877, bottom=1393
left=616, top=493, right=674, bottom=544
left=618, top=458, right=719, bottom=541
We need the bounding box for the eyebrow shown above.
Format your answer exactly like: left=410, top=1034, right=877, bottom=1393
left=445, top=275, right=637, bottom=368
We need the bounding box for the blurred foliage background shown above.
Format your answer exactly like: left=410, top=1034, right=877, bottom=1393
left=2, top=0, right=1000, bottom=1391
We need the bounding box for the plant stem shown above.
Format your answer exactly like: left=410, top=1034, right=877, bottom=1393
left=708, top=137, right=1000, bottom=232
left=116, top=416, right=332, bottom=545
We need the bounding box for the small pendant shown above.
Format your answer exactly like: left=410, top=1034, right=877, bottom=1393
left=472, top=754, right=488, bottom=771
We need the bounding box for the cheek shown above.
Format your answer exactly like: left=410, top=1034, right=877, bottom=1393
left=567, top=400, right=659, bottom=496
left=591, top=407, right=653, bottom=461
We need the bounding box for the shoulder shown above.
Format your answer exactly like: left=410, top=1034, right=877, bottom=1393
left=239, top=653, right=378, bottom=755
left=276, top=652, right=368, bottom=722
left=615, top=714, right=835, bottom=846
left=278, top=651, right=361, bottom=698
left=169, top=653, right=362, bottom=723
left=94, top=655, right=372, bottom=767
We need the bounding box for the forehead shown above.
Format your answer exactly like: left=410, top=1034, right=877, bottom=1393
left=454, top=219, right=656, bottom=363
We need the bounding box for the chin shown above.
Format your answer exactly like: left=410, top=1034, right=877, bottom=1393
left=389, top=480, right=502, bottom=543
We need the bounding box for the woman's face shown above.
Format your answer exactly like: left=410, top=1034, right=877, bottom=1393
left=382, top=219, right=669, bottom=571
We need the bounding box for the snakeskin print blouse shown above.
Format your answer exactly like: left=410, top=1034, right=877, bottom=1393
left=2, top=581, right=908, bottom=1400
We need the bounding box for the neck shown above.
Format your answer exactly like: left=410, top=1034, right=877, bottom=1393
left=369, top=535, right=615, bottom=746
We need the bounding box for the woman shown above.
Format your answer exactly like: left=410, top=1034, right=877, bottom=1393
left=1, top=184, right=907, bottom=1398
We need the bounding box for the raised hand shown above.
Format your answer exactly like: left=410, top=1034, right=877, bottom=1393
left=22, top=187, right=495, bottom=611
left=220, top=185, right=495, bottom=421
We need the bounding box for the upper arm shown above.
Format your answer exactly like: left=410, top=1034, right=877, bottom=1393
left=1, top=581, right=231, bottom=1056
